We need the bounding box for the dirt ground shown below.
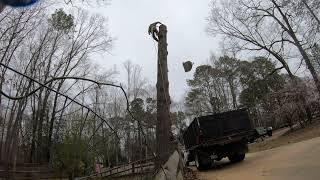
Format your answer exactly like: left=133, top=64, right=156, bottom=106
left=196, top=136, right=320, bottom=180
left=194, top=120, right=320, bottom=180
left=249, top=120, right=320, bottom=153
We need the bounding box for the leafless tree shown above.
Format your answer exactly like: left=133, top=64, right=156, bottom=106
left=207, top=0, right=320, bottom=93
left=0, top=4, right=113, bottom=167
left=123, top=60, right=148, bottom=101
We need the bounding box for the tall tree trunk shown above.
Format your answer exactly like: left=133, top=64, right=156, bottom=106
left=46, top=80, right=67, bottom=162
left=155, top=24, right=173, bottom=168
left=5, top=98, right=27, bottom=166
left=30, top=107, right=38, bottom=162
left=272, top=0, right=320, bottom=94
left=228, top=78, right=237, bottom=109
left=302, top=0, right=320, bottom=26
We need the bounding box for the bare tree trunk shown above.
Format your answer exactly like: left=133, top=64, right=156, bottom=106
left=156, top=24, right=173, bottom=168
left=272, top=0, right=320, bottom=94
left=228, top=78, right=237, bottom=109
left=302, top=0, right=320, bottom=26
left=5, top=97, right=28, bottom=166
left=46, top=83, right=63, bottom=162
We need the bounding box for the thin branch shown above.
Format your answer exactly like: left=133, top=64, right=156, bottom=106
left=294, top=58, right=304, bottom=75
left=267, top=66, right=284, bottom=77
left=0, top=62, right=119, bottom=140
left=0, top=62, right=160, bottom=170
left=302, top=0, right=320, bottom=27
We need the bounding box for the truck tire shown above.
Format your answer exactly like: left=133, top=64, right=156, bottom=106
left=228, top=153, right=245, bottom=163
left=195, top=152, right=210, bottom=170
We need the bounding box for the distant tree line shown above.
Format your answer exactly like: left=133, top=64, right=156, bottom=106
left=184, top=0, right=320, bottom=129
left=185, top=55, right=319, bottom=128
left=208, top=0, right=320, bottom=90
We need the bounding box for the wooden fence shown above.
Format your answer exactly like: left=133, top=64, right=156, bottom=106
left=76, top=158, right=155, bottom=180
left=0, top=163, right=55, bottom=179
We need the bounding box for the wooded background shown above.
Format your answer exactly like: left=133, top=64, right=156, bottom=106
left=0, top=0, right=320, bottom=179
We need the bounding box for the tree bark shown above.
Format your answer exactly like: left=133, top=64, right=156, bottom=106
left=156, top=24, right=173, bottom=168
left=228, top=78, right=237, bottom=109
left=272, top=0, right=320, bottom=94
left=302, top=0, right=320, bottom=26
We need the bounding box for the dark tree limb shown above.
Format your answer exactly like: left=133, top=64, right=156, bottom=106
left=267, top=66, right=284, bottom=77
left=0, top=62, right=119, bottom=139
left=0, top=62, right=159, bottom=169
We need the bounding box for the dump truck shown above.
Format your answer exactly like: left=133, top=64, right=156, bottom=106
left=183, top=108, right=256, bottom=170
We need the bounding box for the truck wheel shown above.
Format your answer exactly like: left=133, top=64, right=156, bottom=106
left=228, top=153, right=245, bottom=163
left=195, top=152, right=210, bottom=170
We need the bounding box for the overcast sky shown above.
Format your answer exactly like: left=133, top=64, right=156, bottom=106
left=85, top=0, right=218, bottom=101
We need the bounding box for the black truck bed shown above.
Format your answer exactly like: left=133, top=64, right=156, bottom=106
left=183, top=109, right=254, bottom=150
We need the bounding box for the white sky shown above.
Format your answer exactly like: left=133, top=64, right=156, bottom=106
left=85, top=0, right=218, bottom=101
left=81, top=0, right=309, bottom=101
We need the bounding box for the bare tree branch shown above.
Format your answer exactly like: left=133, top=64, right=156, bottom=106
left=0, top=62, right=120, bottom=139
left=0, top=61, right=159, bottom=166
